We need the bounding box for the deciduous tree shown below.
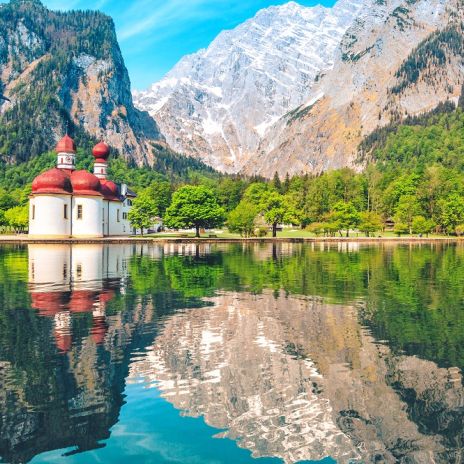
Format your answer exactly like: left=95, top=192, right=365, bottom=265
left=128, top=189, right=158, bottom=236
left=164, top=185, right=225, bottom=238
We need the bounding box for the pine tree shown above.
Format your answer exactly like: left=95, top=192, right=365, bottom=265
left=272, top=171, right=282, bottom=193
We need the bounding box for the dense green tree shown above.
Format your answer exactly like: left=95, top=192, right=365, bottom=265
left=128, top=189, right=158, bottom=236
left=394, top=195, right=422, bottom=234
left=411, top=216, right=435, bottom=236
left=330, top=201, right=360, bottom=237
left=164, top=185, right=225, bottom=238
left=148, top=181, right=172, bottom=217
left=359, top=211, right=383, bottom=237
left=216, top=178, right=247, bottom=212
left=4, top=205, right=28, bottom=233
left=437, top=194, right=464, bottom=234
left=262, top=191, right=286, bottom=238
left=272, top=172, right=282, bottom=193
left=227, top=201, right=258, bottom=237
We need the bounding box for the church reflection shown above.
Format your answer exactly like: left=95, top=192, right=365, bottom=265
left=0, top=242, right=463, bottom=463
left=0, top=244, right=151, bottom=463
left=28, top=244, right=131, bottom=352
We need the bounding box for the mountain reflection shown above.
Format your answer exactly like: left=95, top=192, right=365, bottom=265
left=0, top=242, right=462, bottom=463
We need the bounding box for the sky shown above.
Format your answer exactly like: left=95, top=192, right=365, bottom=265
left=4, top=0, right=337, bottom=90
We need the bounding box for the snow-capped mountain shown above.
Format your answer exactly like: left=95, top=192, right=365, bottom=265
left=246, top=0, right=460, bottom=177
left=133, top=0, right=366, bottom=173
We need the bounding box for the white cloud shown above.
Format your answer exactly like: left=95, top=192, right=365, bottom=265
left=117, top=0, right=231, bottom=41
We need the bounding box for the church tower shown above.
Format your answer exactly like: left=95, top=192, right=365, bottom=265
left=56, top=135, right=76, bottom=170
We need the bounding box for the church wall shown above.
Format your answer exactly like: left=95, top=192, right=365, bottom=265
left=29, top=195, right=72, bottom=237
left=107, top=200, right=131, bottom=236
left=72, top=196, right=103, bottom=237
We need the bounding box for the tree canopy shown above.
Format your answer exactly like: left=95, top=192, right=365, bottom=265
left=164, top=185, right=225, bottom=237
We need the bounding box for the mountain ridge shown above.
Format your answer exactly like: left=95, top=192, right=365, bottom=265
left=135, top=0, right=463, bottom=178
left=133, top=0, right=366, bottom=173
left=0, top=0, right=165, bottom=165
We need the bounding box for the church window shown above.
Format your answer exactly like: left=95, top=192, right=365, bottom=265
left=32, top=205, right=35, bottom=220
left=76, top=264, right=82, bottom=278
left=117, top=209, right=120, bottom=222
left=77, top=205, right=83, bottom=220
left=64, top=204, right=68, bottom=219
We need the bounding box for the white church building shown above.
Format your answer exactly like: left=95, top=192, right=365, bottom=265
left=29, top=135, right=136, bottom=237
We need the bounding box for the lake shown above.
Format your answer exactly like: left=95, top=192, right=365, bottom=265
left=0, top=242, right=463, bottom=464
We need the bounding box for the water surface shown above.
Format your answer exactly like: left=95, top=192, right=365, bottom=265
left=0, top=242, right=463, bottom=463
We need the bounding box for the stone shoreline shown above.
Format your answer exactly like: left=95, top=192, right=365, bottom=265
left=0, top=235, right=462, bottom=245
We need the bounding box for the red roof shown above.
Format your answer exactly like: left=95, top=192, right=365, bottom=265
left=54, top=331, right=72, bottom=353
left=56, top=135, right=76, bottom=154
left=31, top=168, right=72, bottom=195
left=100, top=179, right=119, bottom=201
left=92, top=142, right=110, bottom=161
left=70, top=170, right=102, bottom=196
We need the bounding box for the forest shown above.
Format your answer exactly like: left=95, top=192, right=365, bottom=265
left=2, top=102, right=464, bottom=237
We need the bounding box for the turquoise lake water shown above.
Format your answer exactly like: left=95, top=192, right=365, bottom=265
left=0, top=242, right=463, bottom=463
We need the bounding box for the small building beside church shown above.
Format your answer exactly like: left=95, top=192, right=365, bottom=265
left=29, top=135, right=136, bottom=237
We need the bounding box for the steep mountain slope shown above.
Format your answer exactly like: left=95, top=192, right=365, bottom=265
left=0, top=0, right=164, bottom=164
left=133, top=0, right=365, bottom=173
left=247, top=0, right=462, bottom=177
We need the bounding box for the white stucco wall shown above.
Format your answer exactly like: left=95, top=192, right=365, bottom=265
left=29, top=192, right=133, bottom=237
left=72, top=196, right=103, bottom=237
left=29, top=195, right=72, bottom=237
left=107, top=200, right=131, bottom=236
left=103, top=244, right=132, bottom=279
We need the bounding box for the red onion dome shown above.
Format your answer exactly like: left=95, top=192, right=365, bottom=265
left=70, top=170, right=102, bottom=196
left=92, top=141, right=110, bottom=162
left=56, top=135, right=76, bottom=154
left=32, top=168, right=72, bottom=195
left=100, top=179, right=119, bottom=201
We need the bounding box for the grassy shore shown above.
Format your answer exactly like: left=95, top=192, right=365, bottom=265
left=141, top=229, right=449, bottom=240
left=0, top=229, right=461, bottom=243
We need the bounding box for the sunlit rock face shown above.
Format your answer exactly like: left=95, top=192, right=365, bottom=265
left=0, top=1, right=164, bottom=164
left=130, top=291, right=463, bottom=463
left=133, top=0, right=365, bottom=173
left=249, top=0, right=461, bottom=178
left=135, top=0, right=461, bottom=177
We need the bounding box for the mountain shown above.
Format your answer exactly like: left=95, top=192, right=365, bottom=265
left=133, top=0, right=365, bottom=173
left=0, top=0, right=164, bottom=164
left=135, top=0, right=462, bottom=177
left=249, top=0, right=462, bottom=177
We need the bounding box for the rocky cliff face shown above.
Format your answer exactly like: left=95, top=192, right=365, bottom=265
left=0, top=0, right=164, bottom=164
left=135, top=0, right=462, bottom=177
left=133, top=0, right=365, bottom=173
left=248, top=0, right=462, bottom=177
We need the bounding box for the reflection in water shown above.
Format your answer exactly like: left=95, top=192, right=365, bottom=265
left=130, top=291, right=464, bottom=463
left=0, top=242, right=463, bottom=463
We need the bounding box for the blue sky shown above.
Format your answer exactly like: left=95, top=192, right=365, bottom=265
left=5, top=0, right=337, bottom=89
